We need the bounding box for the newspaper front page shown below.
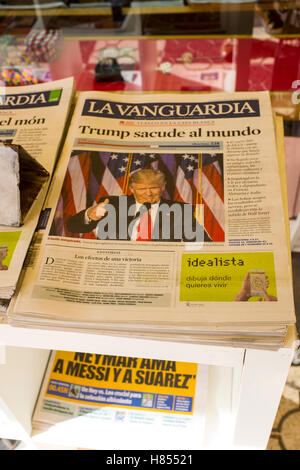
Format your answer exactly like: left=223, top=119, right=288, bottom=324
left=32, top=350, right=208, bottom=450
left=0, top=77, right=75, bottom=307
left=11, top=90, right=295, bottom=329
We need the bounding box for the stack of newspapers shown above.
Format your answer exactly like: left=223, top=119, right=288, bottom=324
left=0, top=77, right=75, bottom=321
left=31, top=350, right=209, bottom=449
left=7, top=89, right=296, bottom=349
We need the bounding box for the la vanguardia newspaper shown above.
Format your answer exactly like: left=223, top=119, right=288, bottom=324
left=9, top=90, right=295, bottom=339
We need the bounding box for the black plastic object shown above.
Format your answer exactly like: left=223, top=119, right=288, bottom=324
left=94, top=57, right=123, bottom=83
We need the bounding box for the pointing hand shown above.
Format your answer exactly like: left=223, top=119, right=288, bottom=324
left=87, top=199, right=109, bottom=221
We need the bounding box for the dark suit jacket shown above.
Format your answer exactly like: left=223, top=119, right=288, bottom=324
left=66, top=195, right=211, bottom=242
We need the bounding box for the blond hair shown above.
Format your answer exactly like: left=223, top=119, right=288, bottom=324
left=129, top=169, right=166, bottom=187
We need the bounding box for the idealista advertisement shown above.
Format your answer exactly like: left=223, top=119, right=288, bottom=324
left=180, top=251, right=277, bottom=302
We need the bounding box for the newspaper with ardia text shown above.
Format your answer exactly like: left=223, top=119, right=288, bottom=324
left=0, top=77, right=75, bottom=302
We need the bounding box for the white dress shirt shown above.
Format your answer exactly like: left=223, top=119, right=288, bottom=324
left=130, top=202, right=160, bottom=241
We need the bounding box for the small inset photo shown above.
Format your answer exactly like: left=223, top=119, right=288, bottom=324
left=68, top=384, right=81, bottom=399
left=142, top=393, right=154, bottom=408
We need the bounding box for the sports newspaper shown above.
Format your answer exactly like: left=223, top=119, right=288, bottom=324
left=0, top=77, right=75, bottom=312
left=10, top=90, right=295, bottom=329
left=32, top=350, right=208, bottom=449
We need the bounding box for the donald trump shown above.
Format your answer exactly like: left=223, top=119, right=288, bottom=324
left=66, top=168, right=211, bottom=242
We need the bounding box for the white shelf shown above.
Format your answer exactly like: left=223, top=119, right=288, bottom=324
left=0, top=346, right=49, bottom=445
left=0, top=324, right=245, bottom=448
left=30, top=363, right=238, bottom=450
left=0, top=323, right=296, bottom=449
left=0, top=323, right=245, bottom=367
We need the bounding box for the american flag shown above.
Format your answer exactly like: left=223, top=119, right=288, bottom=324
left=96, top=152, right=161, bottom=199
left=196, top=155, right=225, bottom=242
left=174, top=153, right=224, bottom=241
left=50, top=150, right=224, bottom=241
left=50, top=150, right=106, bottom=238
left=50, top=151, right=95, bottom=238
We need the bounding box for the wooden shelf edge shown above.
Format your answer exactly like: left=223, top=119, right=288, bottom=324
left=1, top=1, right=299, bottom=16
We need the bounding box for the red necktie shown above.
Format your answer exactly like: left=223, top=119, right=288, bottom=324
left=136, top=208, right=152, bottom=241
